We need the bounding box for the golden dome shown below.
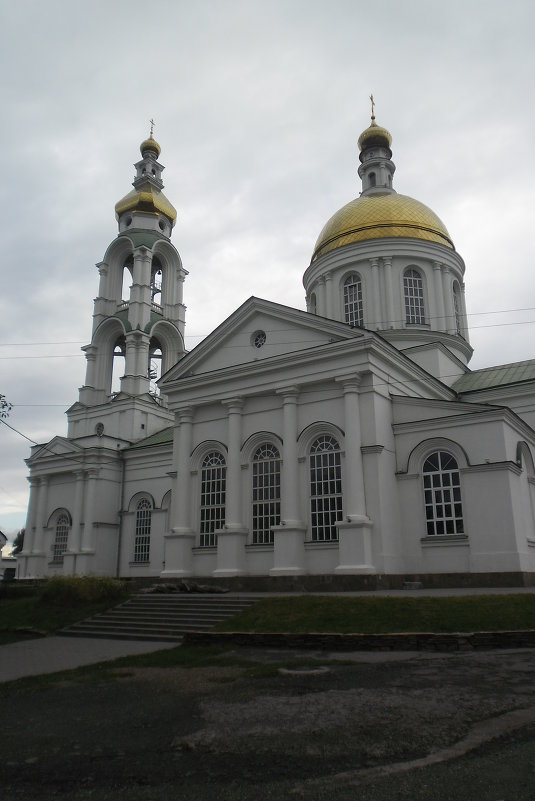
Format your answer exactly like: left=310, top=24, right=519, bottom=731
left=312, top=193, right=454, bottom=262
left=357, top=121, right=392, bottom=153
left=139, top=135, right=161, bottom=157
left=115, top=184, right=177, bottom=226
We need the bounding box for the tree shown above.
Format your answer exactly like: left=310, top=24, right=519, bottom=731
left=0, top=394, right=12, bottom=419
left=11, top=529, right=24, bottom=555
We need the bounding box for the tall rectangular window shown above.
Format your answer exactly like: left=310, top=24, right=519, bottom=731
left=310, top=435, right=343, bottom=541
left=343, top=274, right=364, bottom=327
left=404, top=269, right=425, bottom=325
left=252, top=444, right=280, bottom=544
left=423, top=451, right=464, bottom=537
left=134, top=499, right=152, bottom=562
left=200, top=451, right=226, bottom=547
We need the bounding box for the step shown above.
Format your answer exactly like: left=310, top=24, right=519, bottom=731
left=59, top=592, right=259, bottom=642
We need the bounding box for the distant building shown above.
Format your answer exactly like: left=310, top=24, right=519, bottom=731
left=0, top=531, right=16, bottom=579
left=18, top=114, right=535, bottom=586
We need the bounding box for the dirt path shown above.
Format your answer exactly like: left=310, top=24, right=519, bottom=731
left=2, top=647, right=535, bottom=800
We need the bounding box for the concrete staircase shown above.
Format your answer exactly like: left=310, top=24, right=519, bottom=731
left=59, top=593, right=259, bottom=643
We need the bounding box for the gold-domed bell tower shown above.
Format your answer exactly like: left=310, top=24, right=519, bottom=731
left=69, top=128, right=187, bottom=445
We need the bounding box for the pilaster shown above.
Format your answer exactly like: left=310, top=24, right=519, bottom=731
left=214, top=398, right=248, bottom=577
left=162, top=407, right=196, bottom=578
left=334, top=376, right=374, bottom=573
left=271, top=386, right=306, bottom=575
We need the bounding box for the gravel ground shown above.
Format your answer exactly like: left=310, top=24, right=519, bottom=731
left=2, top=647, right=535, bottom=800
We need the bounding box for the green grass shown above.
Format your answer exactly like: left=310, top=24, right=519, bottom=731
left=0, top=578, right=129, bottom=640
left=213, top=594, right=535, bottom=634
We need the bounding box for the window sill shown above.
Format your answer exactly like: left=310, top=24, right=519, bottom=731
left=420, top=535, right=469, bottom=548
left=246, top=543, right=274, bottom=551
left=129, top=560, right=151, bottom=566
left=304, top=539, right=339, bottom=547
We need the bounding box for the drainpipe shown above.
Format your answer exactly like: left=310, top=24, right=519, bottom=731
left=115, top=448, right=126, bottom=578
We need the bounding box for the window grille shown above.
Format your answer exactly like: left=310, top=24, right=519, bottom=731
left=52, top=513, right=70, bottom=563
left=404, top=269, right=425, bottom=325
left=200, top=451, right=226, bottom=547
left=252, top=443, right=280, bottom=544
left=309, top=435, right=343, bottom=541
left=343, top=274, right=364, bottom=327
left=134, top=498, right=152, bottom=562
left=423, top=451, right=464, bottom=536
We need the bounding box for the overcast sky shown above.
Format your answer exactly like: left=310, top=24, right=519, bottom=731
left=1, top=0, right=535, bottom=544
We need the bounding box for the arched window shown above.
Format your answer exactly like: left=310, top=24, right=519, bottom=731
left=150, top=257, right=163, bottom=306
left=252, top=444, right=281, bottom=544
left=368, top=172, right=376, bottom=187
left=309, top=435, right=343, bottom=541
left=309, top=292, right=317, bottom=314
left=423, top=452, right=464, bottom=536
left=453, top=282, right=462, bottom=335
left=52, top=512, right=70, bottom=563
left=121, top=255, right=133, bottom=302
left=343, top=274, right=363, bottom=327
left=200, top=451, right=226, bottom=547
left=148, top=336, right=163, bottom=396
left=111, top=335, right=126, bottom=394
left=404, top=268, right=425, bottom=325
left=134, top=498, right=152, bottom=562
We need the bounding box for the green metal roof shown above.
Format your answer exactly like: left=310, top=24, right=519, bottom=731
left=129, top=426, right=174, bottom=449
left=454, top=359, right=535, bottom=393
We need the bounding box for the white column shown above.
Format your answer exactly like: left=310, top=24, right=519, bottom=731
left=270, top=386, right=306, bottom=575
left=162, top=407, right=195, bottom=578
left=433, top=262, right=446, bottom=331
left=64, top=471, right=85, bottom=574
left=22, top=477, right=39, bottom=555
left=339, top=378, right=367, bottom=519
left=383, top=257, right=395, bottom=328
left=335, top=376, right=374, bottom=573
left=214, top=398, right=248, bottom=577
left=459, top=282, right=469, bottom=340
left=173, top=408, right=194, bottom=532
left=77, top=468, right=98, bottom=574
left=81, top=469, right=98, bottom=552
left=19, top=477, right=39, bottom=577
left=223, top=398, right=244, bottom=529
left=370, top=258, right=382, bottom=329
left=442, top=266, right=455, bottom=333
left=324, top=271, right=334, bottom=319
left=316, top=276, right=326, bottom=316
left=280, top=388, right=301, bottom=524
left=33, top=476, right=49, bottom=554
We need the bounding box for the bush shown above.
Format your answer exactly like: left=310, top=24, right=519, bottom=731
left=40, top=576, right=127, bottom=605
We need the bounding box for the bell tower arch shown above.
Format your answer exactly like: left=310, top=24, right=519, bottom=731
left=68, top=132, right=187, bottom=443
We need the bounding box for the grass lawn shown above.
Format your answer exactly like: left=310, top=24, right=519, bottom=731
left=0, top=577, right=128, bottom=642
left=213, top=593, right=535, bottom=634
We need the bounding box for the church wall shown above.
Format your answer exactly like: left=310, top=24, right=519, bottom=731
left=119, top=444, right=172, bottom=576
left=360, top=388, right=404, bottom=573
left=462, top=466, right=522, bottom=573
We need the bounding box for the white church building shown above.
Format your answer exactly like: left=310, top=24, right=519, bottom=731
left=18, top=113, right=535, bottom=587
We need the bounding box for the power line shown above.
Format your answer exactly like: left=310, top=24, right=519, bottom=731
left=2, top=303, right=535, bottom=348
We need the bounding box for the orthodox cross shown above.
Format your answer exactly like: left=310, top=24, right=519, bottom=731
left=370, top=94, right=375, bottom=120
left=149, top=118, right=155, bottom=137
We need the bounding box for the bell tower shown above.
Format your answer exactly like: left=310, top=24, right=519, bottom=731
left=68, top=130, right=187, bottom=444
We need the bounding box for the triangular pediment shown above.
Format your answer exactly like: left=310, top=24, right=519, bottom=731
left=161, top=297, right=363, bottom=385
left=27, top=436, right=84, bottom=465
